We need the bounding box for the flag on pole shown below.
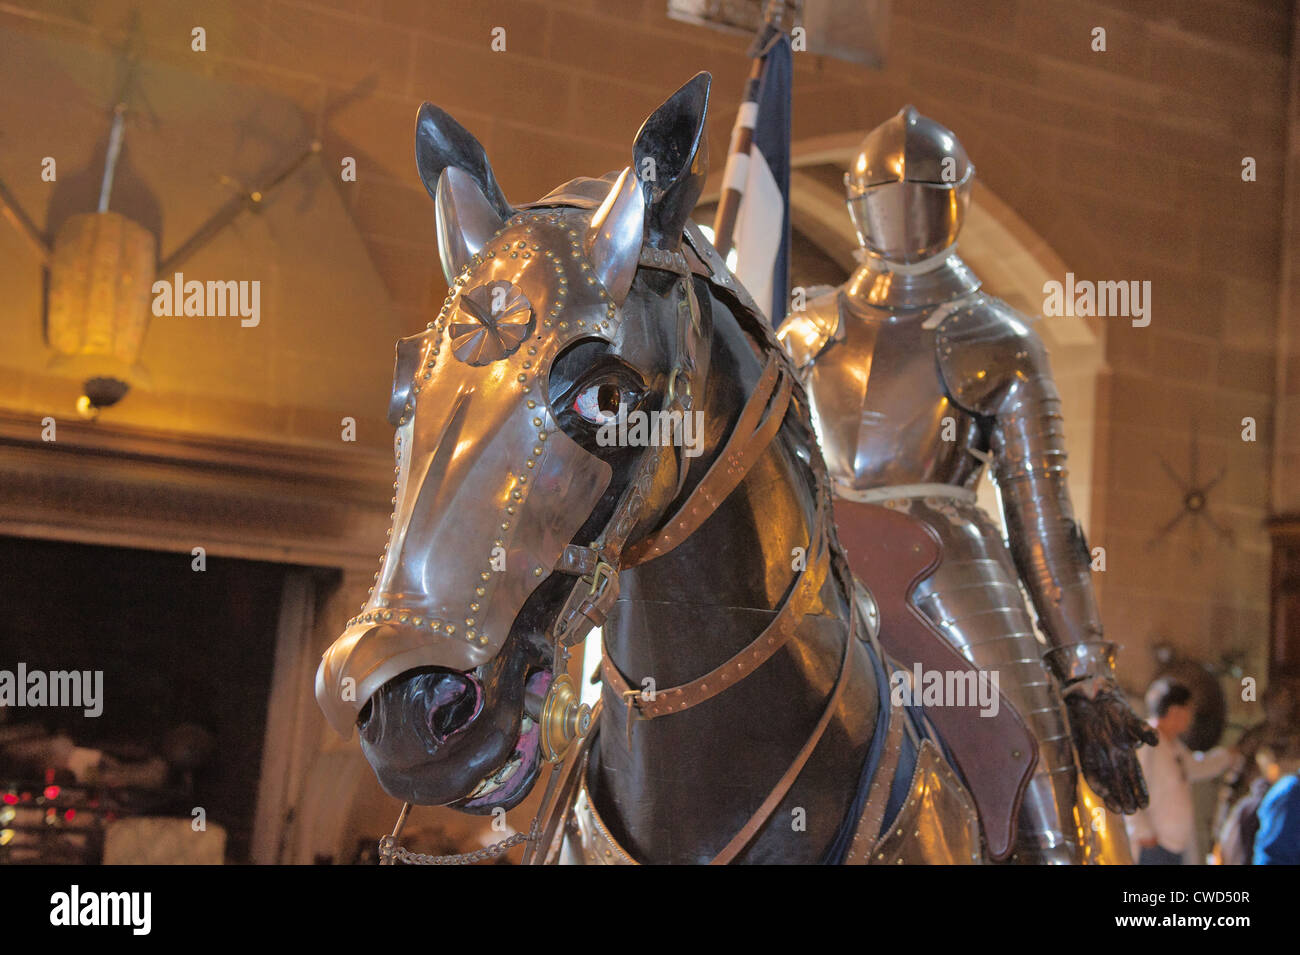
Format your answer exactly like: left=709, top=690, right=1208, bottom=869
left=714, top=28, right=792, bottom=326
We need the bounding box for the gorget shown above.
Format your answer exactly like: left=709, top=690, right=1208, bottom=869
left=845, top=246, right=980, bottom=310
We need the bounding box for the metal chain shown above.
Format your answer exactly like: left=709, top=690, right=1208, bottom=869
left=378, top=812, right=540, bottom=866
left=373, top=639, right=584, bottom=867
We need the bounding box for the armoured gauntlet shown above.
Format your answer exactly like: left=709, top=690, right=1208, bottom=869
left=980, top=327, right=1157, bottom=815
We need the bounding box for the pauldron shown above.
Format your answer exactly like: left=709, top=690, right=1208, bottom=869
left=776, top=287, right=841, bottom=370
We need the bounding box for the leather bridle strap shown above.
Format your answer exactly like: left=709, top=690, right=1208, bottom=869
left=548, top=438, right=660, bottom=648
left=600, top=495, right=830, bottom=721
left=580, top=570, right=857, bottom=866
left=710, top=597, right=856, bottom=865
left=547, top=259, right=709, bottom=648
left=622, top=352, right=792, bottom=567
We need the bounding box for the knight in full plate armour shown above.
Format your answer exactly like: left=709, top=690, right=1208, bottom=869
left=777, top=106, right=1157, bottom=863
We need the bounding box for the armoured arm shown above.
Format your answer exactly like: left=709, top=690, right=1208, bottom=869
left=938, top=301, right=1156, bottom=812
left=988, top=340, right=1102, bottom=663
left=937, top=305, right=1099, bottom=656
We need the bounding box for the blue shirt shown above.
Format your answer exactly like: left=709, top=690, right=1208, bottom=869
left=1253, top=774, right=1300, bottom=865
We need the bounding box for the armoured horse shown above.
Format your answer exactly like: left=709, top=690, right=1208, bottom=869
left=315, top=73, right=1040, bottom=864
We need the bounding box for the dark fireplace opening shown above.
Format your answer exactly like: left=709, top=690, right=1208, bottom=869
left=0, top=535, right=300, bottom=863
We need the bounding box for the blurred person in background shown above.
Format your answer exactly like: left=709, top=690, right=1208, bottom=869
left=1216, top=747, right=1280, bottom=864
left=1254, top=766, right=1300, bottom=865
left=1128, top=678, right=1242, bottom=864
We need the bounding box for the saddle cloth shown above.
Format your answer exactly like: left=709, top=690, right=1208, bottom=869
left=832, top=497, right=1037, bottom=861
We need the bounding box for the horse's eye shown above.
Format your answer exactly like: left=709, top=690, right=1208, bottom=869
left=572, top=382, right=623, bottom=425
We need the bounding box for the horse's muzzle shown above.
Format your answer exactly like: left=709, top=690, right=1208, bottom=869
left=316, top=408, right=611, bottom=738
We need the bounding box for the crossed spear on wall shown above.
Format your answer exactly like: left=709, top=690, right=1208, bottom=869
left=1147, top=422, right=1234, bottom=556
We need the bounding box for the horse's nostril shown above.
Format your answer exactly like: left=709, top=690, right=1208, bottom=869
left=423, top=673, right=483, bottom=744
left=357, top=693, right=387, bottom=746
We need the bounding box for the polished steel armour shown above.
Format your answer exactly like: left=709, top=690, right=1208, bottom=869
left=779, top=108, right=1132, bottom=864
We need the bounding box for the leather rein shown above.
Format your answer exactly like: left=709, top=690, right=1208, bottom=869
left=382, top=231, right=855, bottom=865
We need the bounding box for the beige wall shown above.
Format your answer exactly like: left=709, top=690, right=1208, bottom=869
left=1276, top=8, right=1300, bottom=516
left=0, top=0, right=1292, bottom=854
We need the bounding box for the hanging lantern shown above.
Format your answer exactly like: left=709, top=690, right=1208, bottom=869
left=0, top=86, right=321, bottom=419
left=46, top=210, right=156, bottom=417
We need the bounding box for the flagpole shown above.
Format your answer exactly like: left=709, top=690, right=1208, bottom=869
left=711, top=0, right=786, bottom=259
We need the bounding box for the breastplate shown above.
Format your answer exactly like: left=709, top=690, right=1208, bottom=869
left=803, top=297, right=983, bottom=490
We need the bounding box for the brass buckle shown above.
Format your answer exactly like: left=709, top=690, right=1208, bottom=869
left=666, top=367, right=692, bottom=408
left=586, top=560, right=615, bottom=598
left=555, top=560, right=617, bottom=647
left=621, top=688, right=644, bottom=748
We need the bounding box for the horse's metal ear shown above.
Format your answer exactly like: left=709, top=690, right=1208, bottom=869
left=584, top=167, right=644, bottom=305
left=436, top=166, right=505, bottom=285
left=632, top=72, right=711, bottom=252
left=415, top=102, right=512, bottom=220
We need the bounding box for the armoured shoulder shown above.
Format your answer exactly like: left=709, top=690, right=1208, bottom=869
left=776, top=286, right=841, bottom=370
left=934, top=294, right=1055, bottom=417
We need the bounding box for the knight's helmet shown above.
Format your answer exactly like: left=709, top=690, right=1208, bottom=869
left=845, top=106, right=974, bottom=265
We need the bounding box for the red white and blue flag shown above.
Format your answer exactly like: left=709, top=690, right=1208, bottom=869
left=715, top=27, right=792, bottom=326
